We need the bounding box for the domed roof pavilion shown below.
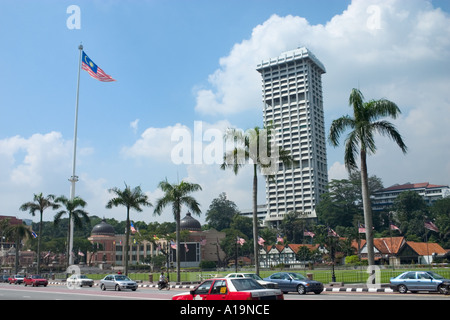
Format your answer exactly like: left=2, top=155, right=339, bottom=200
left=180, top=212, right=202, bottom=231
left=91, top=219, right=115, bottom=236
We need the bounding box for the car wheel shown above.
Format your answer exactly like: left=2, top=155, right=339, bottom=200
left=438, top=284, right=448, bottom=295
left=297, top=284, right=306, bottom=295
left=100, top=284, right=106, bottom=291
left=397, top=284, right=408, bottom=294
left=115, top=284, right=121, bottom=291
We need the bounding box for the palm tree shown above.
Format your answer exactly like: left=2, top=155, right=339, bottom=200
left=154, top=179, right=202, bottom=282
left=221, top=125, right=293, bottom=275
left=328, top=88, right=407, bottom=266
left=19, top=193, right=59, bottom=274
left=4, top=223, right=33, bottom=274
left=106, top=184, right=152, bottom=275
left=54, top=195, right=90, bottom=267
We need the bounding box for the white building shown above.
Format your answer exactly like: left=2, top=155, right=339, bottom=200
left=256, top=47, right=328, bottom=227
left=372, top=182, right=450, bottom=212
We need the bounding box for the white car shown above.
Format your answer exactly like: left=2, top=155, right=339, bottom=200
left=67, top=274, right=94, bottom=287
left=225, top=273, right=278, bottom=288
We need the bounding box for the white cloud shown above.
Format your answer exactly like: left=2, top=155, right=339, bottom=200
left=130, top=118, right=139, bottom=134
left=0, top=132, right=72, bottom=188
left=328, top=161, right=348, bottom=181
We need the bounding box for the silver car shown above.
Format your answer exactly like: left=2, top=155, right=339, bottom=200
left=389, top=271, right=450, bottom=294
left=100, top=274, right=138, bottom=291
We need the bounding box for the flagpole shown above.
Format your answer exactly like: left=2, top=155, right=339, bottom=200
left=68, top=44, right=83, bottom=266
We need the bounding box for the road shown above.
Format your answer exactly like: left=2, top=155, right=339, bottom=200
left=0, top=283, right=448, bottom=300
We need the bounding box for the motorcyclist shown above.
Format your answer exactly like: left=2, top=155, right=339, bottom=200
left=158, top=272, right=168, bottom=289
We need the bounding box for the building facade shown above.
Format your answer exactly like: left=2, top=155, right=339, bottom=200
left=256, top=47, right=328, bottom=227
left=372, top=182, right=450, bottom=212
left=87, top=214, right=226, bottom=269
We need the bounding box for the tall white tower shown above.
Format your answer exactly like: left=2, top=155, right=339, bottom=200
left=256, top=47, right=328, bottom=227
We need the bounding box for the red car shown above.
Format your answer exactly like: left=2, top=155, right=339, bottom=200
left=8, top=275, right=24, bottom=285
left=172, top=278, right=284, bottom=301
left=24, top=275, right=48, bottom=287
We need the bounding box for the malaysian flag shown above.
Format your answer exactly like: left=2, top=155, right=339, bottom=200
left=258, top=236, right=265, bottom=246
left=390, top=223, right=401, bottom=233
left=424, top=221, right=439, bottom=232
left=358, top=223, right=366, bottom=233
left=328, top=227, right=339, bottom=237
left=31, top=231, right=38, bottom=238
left=82, top=51, right=116, bottom=82
left=236, top=236, right=246, bottom=246
left=304, top=230, right=315, bottom=238
left=130, top=221, right=136, bottom=234
left=277, top=234, right=284, bottom=243
left=170, top=240, right=177, bottom=249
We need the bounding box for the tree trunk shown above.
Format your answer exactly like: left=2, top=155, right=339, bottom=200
left=176, top=209, right=181, bottom=283
left=125, top=208, right=130, bottom=276
left=360, top=149, right=375, bottom=267
left=253, top=164, right=259, bottom=275
left=37, top=211, right=43, bottom=274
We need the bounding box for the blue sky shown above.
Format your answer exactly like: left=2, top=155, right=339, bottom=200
left=1, top=0, right=449, bottom=224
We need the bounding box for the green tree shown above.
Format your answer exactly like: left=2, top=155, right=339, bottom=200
left=205, top=193, right=239, bottom=231
left=431, top=197, right=450, bottom=247
left=221, top=124, right=293, bottom=275
left=54, top=195, right=90, bottom=267
left=19, top=193, right=59, bottom=274
left=106, top=184, right=152, bottom=276
left=393, top=191, right=429, bottom=240
left=154, top=179, right=202, bottom=282
left=328, top=88, right=407, bottom=266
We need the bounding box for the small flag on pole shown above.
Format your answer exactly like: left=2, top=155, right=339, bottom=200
left=258, top=236, right=265, bottom=246
left=31, top=231, right=38, bottom=238
left=277, top=234, right=284, bottom=243
left=81, top=51, right=116, bottom=82
left=236, top=236, right=245, bottom=246
left=358, top=223, right=366, bottom=233
left=424, top=221, right=439, bottom=232
left=130, top=221, right=136, bottom=234
left=390, top=223, right=401, bottom=233
left=304, top=230, right=315, bottom=237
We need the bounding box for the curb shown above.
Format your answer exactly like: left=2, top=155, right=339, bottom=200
left=48, top=281, right=395, bottom=292
left=324, top=287, right=394, bottom=293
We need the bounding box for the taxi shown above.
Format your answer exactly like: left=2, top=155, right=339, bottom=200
left=172, top=277, right=284, bottom=300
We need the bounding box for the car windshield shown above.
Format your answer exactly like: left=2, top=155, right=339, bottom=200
left=80, top=275, right=88, bottom=279
left=426, top=271, right=445, bottom=280
left=115, top=275, right=131, bottom=281
left=231, top=279, right=265, bottom=291
left=245, top=274, right=263, bottom=281
left=288, top=273, right=307, bottom=280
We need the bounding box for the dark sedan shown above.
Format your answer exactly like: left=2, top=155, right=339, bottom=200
left=263, top=272, right=323, bottom=294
